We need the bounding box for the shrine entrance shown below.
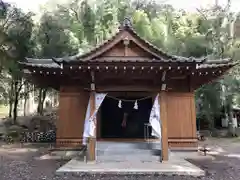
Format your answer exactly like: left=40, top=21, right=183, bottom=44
left=99, top=95, right=153, bottom=140
left=97, top=94, right=159, bottom=163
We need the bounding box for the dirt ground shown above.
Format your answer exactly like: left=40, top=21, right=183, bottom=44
left=0, top=138, right=240, bottom=180
left=199, top=137, right=240, bottom=153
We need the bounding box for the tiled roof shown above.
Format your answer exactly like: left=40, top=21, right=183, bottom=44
left=197, top=59, right=238, bottom=69
left=19, top=58, right=60, bottom=68
left=19, top=57, right=237, bottom=70
left=197, top=62, right=237, bottom=69
left=20, top=18, right=236, bottom=69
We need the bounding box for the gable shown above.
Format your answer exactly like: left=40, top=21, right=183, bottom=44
left=100, top=40, right=156, bottom=58
left=82, top=30, right=163, bottom=61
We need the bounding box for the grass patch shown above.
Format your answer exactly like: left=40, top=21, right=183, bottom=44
left=0, top=105, right=9, bottom=118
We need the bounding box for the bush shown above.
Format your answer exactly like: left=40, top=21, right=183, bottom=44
left=7, top=131, right=19, bottom=138
left=3, top=130, right=20, bottom=143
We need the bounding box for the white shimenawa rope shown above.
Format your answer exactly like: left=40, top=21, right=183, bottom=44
left=106, top=95, right=152, bottom=102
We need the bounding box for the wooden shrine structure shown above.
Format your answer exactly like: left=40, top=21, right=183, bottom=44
left=19, top=18, right=237, bottom=161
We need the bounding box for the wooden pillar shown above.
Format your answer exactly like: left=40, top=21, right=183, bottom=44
left=159, top=92, right=169, bottom=161
left=88, top=92, right=96, bottom=161
left=190, top=93, right=197, bottom=140
left=97, top=108, right=101, bottom=139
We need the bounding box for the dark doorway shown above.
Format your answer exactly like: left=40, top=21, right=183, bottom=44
left=100, top=96, right=152, bottom=139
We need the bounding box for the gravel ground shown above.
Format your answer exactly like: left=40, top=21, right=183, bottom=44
left=0, top=144, right=240, bottom=180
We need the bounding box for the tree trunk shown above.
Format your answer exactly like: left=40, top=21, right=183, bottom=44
left=8, top=80, right=14, bottom=118
left=23, top=84, right=29, bottom=116
left=37, top=88, right=42, bottom=115
left=13, top=81, right=19, bottom=124
left=13, top=92, right=19, bottom=123
left=37, top=88, right=47, bottom=115
left=12, top=80, right=23, bottom=124
left=226, top=95, right=234, bottom=136
left=8, top=99, right=12, bottom=118
left=42, top=89, right=47, bottom=108
left=207, top=114, right=215, bottom=130
left=23, top=96, right=27, bottom=116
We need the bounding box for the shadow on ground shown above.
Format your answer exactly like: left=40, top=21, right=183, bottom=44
left=188, top=154, right=240, bottom=178
left=1, top=141, right=240, bottom=180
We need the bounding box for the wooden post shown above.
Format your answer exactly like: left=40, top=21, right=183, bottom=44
left=159, top=92, right=169, bottom=161
left=190, top=93, right=197, bottom=145
left=88, top=91, right=96, bottom=162
left=97, top=108, right=101, bottom=139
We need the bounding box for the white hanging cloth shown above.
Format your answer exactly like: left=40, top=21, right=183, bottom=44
left=134, top=100, right=138, bottom=109
left=149, top=94, right=161, bottom=138
left=118, top=100, right=122, bottom=108
left=82, top=93, right=107, bottom=145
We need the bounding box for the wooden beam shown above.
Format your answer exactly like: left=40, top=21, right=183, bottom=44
left=96, top=85, right=161, bottom=92
left=159, top=92, right=169, bottom=161
left=88, top=92, right=96, bottom=162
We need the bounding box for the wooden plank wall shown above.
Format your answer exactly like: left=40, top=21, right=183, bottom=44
left=56, top=88, right=197, bottom=150
left=56, top=86, right=89, bottom=147
left=166, top=92, right=198, bottom=149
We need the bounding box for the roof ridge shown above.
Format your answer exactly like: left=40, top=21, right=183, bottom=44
left=119, top=17, right=133, bottom=30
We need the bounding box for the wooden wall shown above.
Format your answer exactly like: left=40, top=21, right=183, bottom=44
left=166, top=92, right=198, bottom=149
left=56, top=86, right=89, bottom=147
left=56, top=87, right=197, bottom=150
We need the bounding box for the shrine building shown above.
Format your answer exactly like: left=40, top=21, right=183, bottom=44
left=19, top=18, right=237, bottom=162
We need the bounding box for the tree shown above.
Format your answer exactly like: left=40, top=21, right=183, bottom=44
left=0, top=0, right=238, bottom=131
left=0, top=2, right=34, bottom=122
left=32, top=10, right=80, bottom=115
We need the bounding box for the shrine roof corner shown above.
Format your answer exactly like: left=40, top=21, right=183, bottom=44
left=19, top=58, right=61, bottom=68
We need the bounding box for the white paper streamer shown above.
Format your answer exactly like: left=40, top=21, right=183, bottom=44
left=82, top=93, right=107, bottom=145
left=149, top=94, right=161, bottom=138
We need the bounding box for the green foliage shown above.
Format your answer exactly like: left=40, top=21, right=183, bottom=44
left=196, top=82, right=223, bottom=129
left=0, top=0, right=239, bottom=126
left=0, top=2, right=36, bottom=121
left=36, top=12, right=79, bottom=58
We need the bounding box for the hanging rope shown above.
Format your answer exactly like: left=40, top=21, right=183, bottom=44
left=106, top=95, right=152, bottom=102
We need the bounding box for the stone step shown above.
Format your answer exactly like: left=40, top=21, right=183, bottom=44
left=96, top=141, right=162, bottom=159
